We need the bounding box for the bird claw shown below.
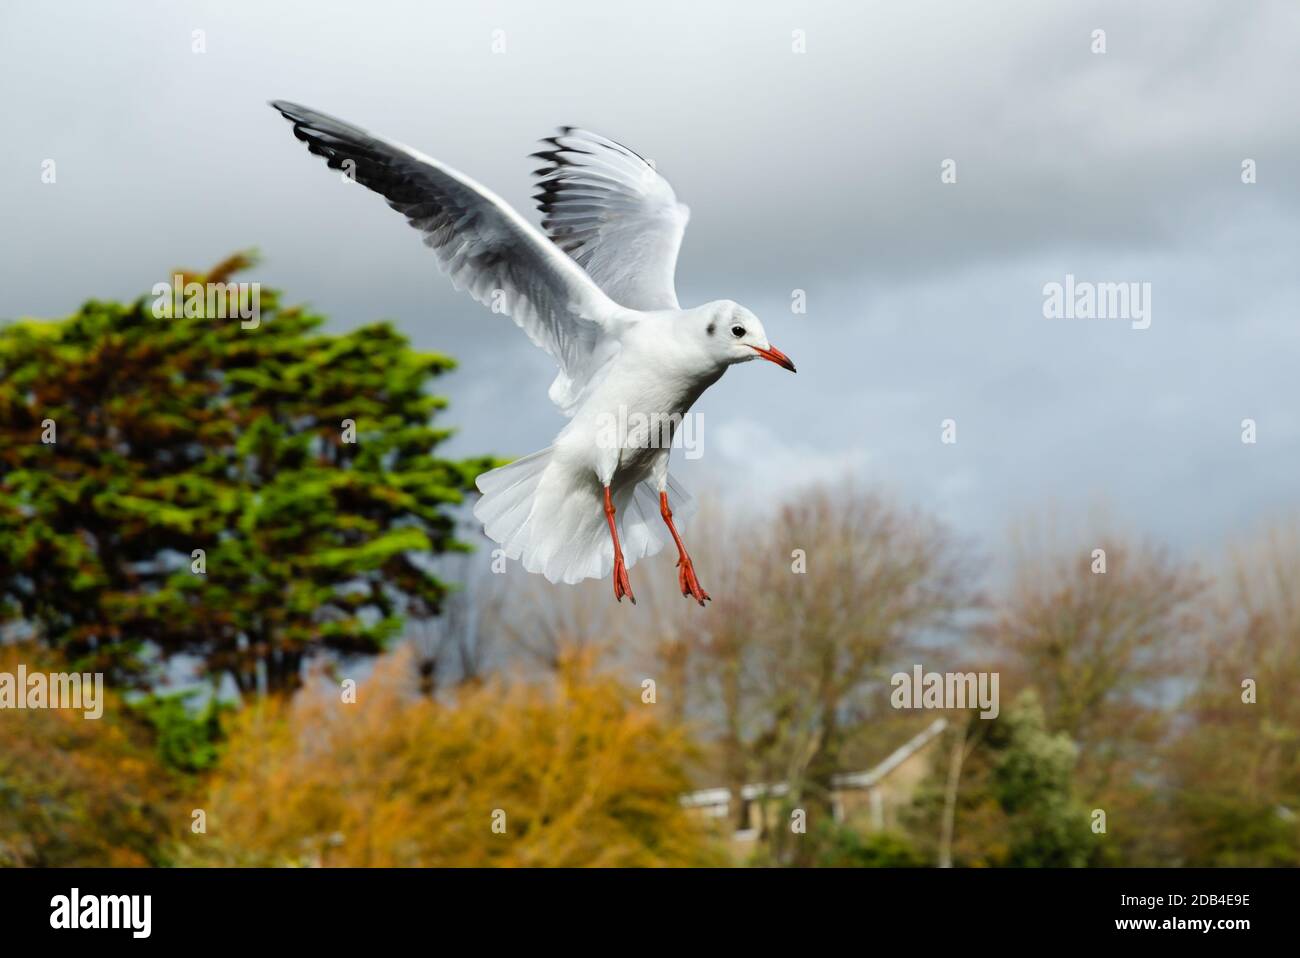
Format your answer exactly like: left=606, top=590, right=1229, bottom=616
left=677, top=556, right=710, bottom=607
left=613, top=553, right=636, bottom=605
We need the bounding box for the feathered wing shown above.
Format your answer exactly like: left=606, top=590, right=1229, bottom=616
left=531, top=127, right=690, bottom=311
left=271, top=104, right=701, bottom=583
left=270, top=101, right=625, bottom=413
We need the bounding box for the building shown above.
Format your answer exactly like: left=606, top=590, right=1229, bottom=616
left=681, top=718, right=947, bottom=851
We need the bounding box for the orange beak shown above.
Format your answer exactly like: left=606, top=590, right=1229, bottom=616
left=750, top=343, right=797, bottom=373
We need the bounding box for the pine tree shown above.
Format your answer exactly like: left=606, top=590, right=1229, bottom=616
left=0, top=253, right=495, bottom=694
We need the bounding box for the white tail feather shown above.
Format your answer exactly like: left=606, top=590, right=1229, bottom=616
left=473, top=449, right=696, bottom=585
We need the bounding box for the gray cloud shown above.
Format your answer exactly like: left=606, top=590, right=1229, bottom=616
left=2, top=0, right=1297, bottom=558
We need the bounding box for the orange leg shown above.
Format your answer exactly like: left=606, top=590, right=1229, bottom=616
left=660, top=492, right=710, bottom=606
left=604, top=486, right=635, bottom=604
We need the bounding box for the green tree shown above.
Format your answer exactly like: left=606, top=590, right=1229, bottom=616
left=128, top=689, right=230, bottom=774
left=907, top=693, right=1092, bottom=867
left=982, top=536, right=1207, bottom=865
left=811, top=822, right=926, bottom=868
left=0, top=253, right=494, bottom=694
left=990, top=692, right=1092, bottom=867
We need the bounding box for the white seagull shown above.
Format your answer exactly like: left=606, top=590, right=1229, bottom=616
left=270, top=102, right=795, bottom=606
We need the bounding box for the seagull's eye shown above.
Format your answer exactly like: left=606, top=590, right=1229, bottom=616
left=730, top=325, right=746, bottom=338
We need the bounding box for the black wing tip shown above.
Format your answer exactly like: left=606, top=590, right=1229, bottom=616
left=533, top=126, right=652, bottom=172
left=529, top=128, right=595, bottom=165
left=269, top=99, right=308, bottom=118
left=268, top=100, right=359, bottom=135
left=269, top=100, right=326, bottom=134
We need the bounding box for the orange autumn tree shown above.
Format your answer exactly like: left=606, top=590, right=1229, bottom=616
left=182, top=648, right=726, bottom=866
left=0, top=643, right=181, bottom=866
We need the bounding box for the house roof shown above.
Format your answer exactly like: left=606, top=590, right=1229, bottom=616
left=680, top=718, right=948, bottom=809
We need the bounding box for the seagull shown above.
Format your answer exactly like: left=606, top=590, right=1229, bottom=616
left=270, top=102, right=795, bottom=606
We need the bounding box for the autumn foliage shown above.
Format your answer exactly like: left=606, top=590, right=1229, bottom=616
left=179, top=648, right=726, bottom=867
left=0, top=644, right=179, bottom=867
left=3, top=258, right=1297, bottom=869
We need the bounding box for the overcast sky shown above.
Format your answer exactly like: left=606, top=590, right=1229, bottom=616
left=3, top=0, right=1298, bottom=564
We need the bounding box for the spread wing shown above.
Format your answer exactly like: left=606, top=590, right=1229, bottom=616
left=270, top=101, right=627, bottom=414
left=531, top=128, right=690, bottom=311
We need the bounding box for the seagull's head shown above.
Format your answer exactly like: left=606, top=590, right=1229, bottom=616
left=700, top=301, right=796, bottom=373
